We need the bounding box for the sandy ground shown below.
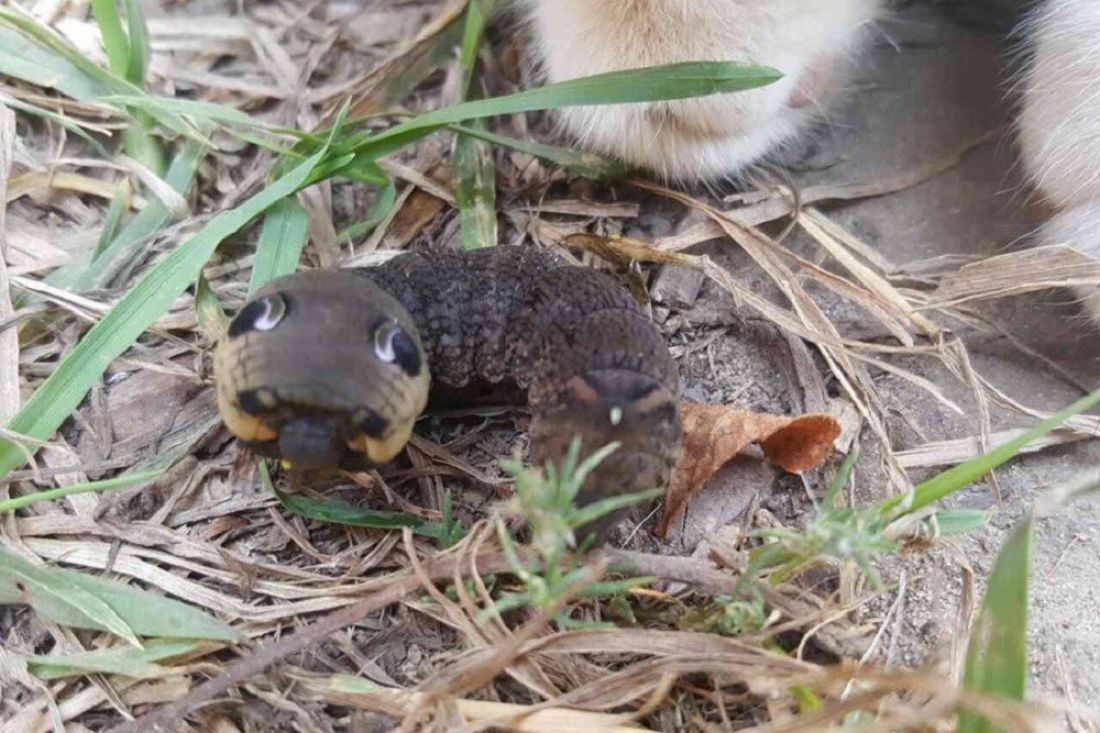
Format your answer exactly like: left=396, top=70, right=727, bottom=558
left=661, top=5, right=1100, bottom=709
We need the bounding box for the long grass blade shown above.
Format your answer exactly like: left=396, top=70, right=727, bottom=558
left=447, top=124, right=626, bottom=179
left=329, top=61, right=781, bottom=170
left=453, top=0, right=497, bottom=251
left=89, top=0, right=130, bottom=79
left=958, top=518, right=1031, bottom=733
left=28, top=638, right=204, bottom=680
left=0, top=547, right=240, bottom=642
left=878, top=390, right=1100, bottom=521
left=0, top=470, right=161, bottom=513
left=249, top=197, right=310, bottom=294
left=122, top=0, right=150, bottom=86
left=50, top=139, right=205, bottom=291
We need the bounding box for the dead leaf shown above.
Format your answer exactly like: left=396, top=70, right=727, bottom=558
left=659, top=402, right=840, bottom=537
left=380, top=189, right=447, bottom=251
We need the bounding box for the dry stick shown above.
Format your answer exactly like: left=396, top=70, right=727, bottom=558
left=107, top=550, right=512, bottom=733
left=0, top=105, right=18, bottom=425
left=110, top=548, right=736, bottom=732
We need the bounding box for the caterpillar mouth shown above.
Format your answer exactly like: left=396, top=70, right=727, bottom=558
left=239, top=406, right=416, bottom=472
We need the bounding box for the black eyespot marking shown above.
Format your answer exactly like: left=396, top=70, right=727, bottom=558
left=237, top=389, right=276, bottom=415
left=355, top=408, right=389, bottom=439
left=228, top=293, right=288, bottom=338
left=391, top=330, right=422, bottom=376
left=372, top=319, right=422, bottom=377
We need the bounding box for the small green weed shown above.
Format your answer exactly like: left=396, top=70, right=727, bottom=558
left=488, top=439, right=660, bottom=629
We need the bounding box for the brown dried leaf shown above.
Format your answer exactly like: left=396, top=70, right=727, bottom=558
left=659, top=402, right=840, bottom=537
left=380, top=189, right=447, bottom=251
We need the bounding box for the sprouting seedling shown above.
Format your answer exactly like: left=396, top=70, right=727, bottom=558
left=486, top=438, right=658, bottom=629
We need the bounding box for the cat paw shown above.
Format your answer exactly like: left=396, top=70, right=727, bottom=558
left=525, top=0, right=881, bottom=181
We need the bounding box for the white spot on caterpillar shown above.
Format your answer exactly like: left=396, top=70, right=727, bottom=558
left=609, top=407, right=623, bottom=426
left=254, top=296, right=285, bottom=331
left=374, top=321, right=399, bottom=363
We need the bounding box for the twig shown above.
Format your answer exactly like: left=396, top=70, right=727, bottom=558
left=107, top=549, right=511, bottom=733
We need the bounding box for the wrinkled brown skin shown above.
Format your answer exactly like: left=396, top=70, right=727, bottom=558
left=218, top=246, right=682, bottom=540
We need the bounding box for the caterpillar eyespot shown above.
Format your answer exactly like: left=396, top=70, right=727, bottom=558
left=372, top=319, right=421, bottom=376
left=228, top=294, right=287, bottom=337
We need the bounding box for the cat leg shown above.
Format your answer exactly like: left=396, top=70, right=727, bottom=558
left=1017, top=0, right=1100, bottom=326
left=524, top=0, right=882, bottom=181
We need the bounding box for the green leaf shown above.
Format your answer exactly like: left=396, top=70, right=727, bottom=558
left=0, top=547, right=240, bottom=643
left=458, top=0, right=496, bottom=85
left=94, top=180, right=131, bottom=258
left=96, top=94, right=270, bottom=131
left=90, top=0, right=130, bottom=80
left=879, top=390, right=1100, bottom=521
left=275, top=490, right=437, bottom=534
left=258, top=460, right=444, bottom=537
left=0, top=144, right=331, bottom=478
left=0, top=10, right=120, bottom=100
left=249, top=197, right=310, bottom=295
left=27, top=638, right=203, bottom=680
left=0, top=470, right=161, bottom=513
left=452, top=0, right=498, bottom=251
left=958, top=517, right=1031, bottom=733
left=338, top=181, right=397, bottom=244
left=327, top=61, right=782, bottom=172
left=193, top=272, right=227, bottom=338
left=0, top=91, right=108, bottom=155
left=447, top=124, right=626, bottom=179
left=930, top=509, right=991, bottom=537
left=1, top=548, right=141, bottom=647
left=50, top=139, right=206, bottom=292
left=122, top=0, right=150, bottom=86
left=0, top=8, right=205, bottom=144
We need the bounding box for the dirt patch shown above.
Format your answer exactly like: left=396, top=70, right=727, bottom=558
left=3, top=0, right=1099, bottom=729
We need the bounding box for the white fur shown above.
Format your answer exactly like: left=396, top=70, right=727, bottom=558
left=524, top=0, right=882, bottom=181
left=1017, top=0, right=1100, bottom=325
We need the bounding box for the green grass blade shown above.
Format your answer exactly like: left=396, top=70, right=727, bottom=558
left=0, top=548, right=141, bottom=647
left=0, top=91, right=108, bottom=155
left=879, top=390, right=1100, bottom=521
left=447, top=124, right=626, bottom=179
left=458, top=0, right=496, bottom=88
left=930, top=509, right=991, bottom=536
left=94, top=180, right=131, bottom=258
left=193, top=272, right=227, bottom=339
left=0, top=547, right=240, bottom=642
left=249, top=197, right=310, bottom=294
left=337, top=61, right=782, bottom=166
left=276, top=491, right=435, bottom=533
left=958, top=516, right=1031, bottom=733
left=88, top=140, right=204, bottom=287
left=0, top=470, right=161, bottom=513
left=96, top=95, right=269, bottom=131
left=453, top=0, right=497, bottom=251
left=0, top=146, right=330, bottom=478
left=258, top=461, right=444, bottom=537
left=90, top=0, right=130, bottom=79
left=0, top=7, right=203, bottom=141
left=50, top=139, right=205, bottom=291
left=0, top=26, right=117, bottom=100
left=27, top=638, right=203, bottom=680
left=0, top=7, right=137, bottom=99
left=338, top=181, right=397, bottom=243
left=122, top=0, right=150, bottom=86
